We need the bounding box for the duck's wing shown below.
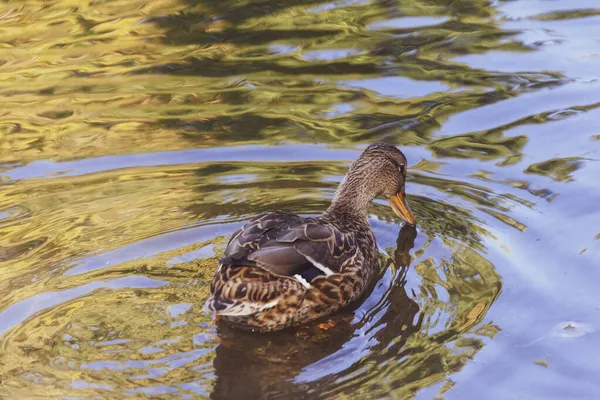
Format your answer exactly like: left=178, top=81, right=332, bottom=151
left=221, top=212, right=356, bottom=279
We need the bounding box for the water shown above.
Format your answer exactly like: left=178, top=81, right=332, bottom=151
left=0, top=0, right=599, bottom=398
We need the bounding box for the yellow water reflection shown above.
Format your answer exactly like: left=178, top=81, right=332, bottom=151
left=1, top=0, right=599, bottom=398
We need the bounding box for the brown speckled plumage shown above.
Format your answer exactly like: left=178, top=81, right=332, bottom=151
left=204, top=143, right=415, bottom=332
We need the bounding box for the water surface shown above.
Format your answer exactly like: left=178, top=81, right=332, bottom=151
left=0, top=0, right=599, bottom=398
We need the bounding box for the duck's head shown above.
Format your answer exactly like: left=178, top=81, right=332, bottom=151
left=327, top=142, right=416, bottom=226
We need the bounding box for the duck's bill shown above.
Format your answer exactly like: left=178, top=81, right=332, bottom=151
left=389, top=192, right=416, bottom=226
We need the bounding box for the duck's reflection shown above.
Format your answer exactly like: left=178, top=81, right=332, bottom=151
left=211, top=224, right=421, bottom=400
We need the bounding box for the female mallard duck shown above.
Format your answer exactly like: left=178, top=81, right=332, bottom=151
left=204, top=142, right=416, bottom=332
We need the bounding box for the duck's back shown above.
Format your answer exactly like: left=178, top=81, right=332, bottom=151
left=205, top=211, right=378, bottom=331
left=222, top=211, right=356, bottom=278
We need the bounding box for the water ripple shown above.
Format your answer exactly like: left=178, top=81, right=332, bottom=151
left=0, top=0, right=599, bottom=398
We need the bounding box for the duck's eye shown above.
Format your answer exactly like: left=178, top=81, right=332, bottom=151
left=398, top=164, right=405, bottom=174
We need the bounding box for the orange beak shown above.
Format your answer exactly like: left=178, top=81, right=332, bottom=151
left=389, top=192, right=416, bottom=226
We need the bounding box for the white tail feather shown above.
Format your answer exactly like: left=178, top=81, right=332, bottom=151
left=203, top=297, right=279, bottom=316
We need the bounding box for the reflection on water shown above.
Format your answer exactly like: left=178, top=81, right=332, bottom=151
left=0, top=0, right=599, bottom=398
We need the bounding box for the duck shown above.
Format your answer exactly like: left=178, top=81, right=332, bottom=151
left=203, top=142, right=416, bottom=332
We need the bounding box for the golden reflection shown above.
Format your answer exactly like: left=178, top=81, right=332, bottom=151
left=0, top=0, right=564, bottom=166
left=525, top=157, right=583, bottom=182
left=0, top=219, right=502, bottom=398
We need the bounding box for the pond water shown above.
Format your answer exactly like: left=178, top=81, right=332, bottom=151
left=1, top=0, right=599, bottom=398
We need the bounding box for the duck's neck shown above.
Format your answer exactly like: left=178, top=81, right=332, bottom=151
left=323, top=168, right=379, bottom=223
